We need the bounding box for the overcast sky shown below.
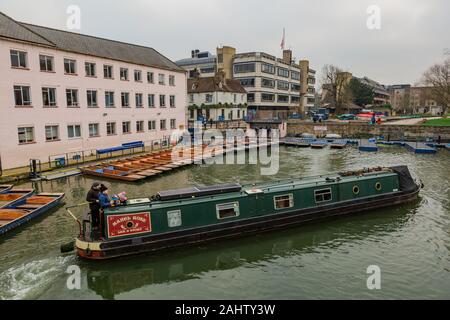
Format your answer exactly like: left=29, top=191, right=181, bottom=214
left=1, top=0, right=448, bottom=86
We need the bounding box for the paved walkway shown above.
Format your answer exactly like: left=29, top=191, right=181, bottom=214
left=384, top=117, right=442, bottom=125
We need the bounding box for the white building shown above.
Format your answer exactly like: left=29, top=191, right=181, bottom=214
left=0, top=11, right=186, bottom=170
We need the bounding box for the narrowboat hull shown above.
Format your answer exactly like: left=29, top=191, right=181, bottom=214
left=76, top=183, right=420, bottom=260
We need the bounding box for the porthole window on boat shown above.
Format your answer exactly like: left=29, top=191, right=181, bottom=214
left=375, top=182, right=382, bottom=191
left=352, top=186, right=360, bottom=195
left=274, top=194, right=294, bottom=210
left=314, top=188, right=332, bottom=203
left=167, top=210, right=182, bottom=228
left=216, top=202, right=240, bottom=219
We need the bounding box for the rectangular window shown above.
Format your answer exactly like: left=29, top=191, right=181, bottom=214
left=160, top=119, right=167, bottom=130
left=89, top=123, right=100, bottom=137
left=261, top=63, right=275, bottom=74
left=159, top=95, right=166, bottom=107
left=105, top=91, right=115, bottom=107
left=291, top=70, right=300, bottom=80
left=45, top=125, right=59, bottom=141
left=18, top=127, right=34, bottom=144
left=169, top=95, right=176, bottom=108
left=148, top=94, right=155, bottom=107
left=66, top=89, right=79, bottom=107
left=64, top=59, right=76, bottom=74
left=167, top=210, right=182, bottom=228
left=278, top=67, right=289, bottom=78
left=261, top=93, right=274, bottom=102
left=120, top=68, right=128, bottom=81
left=14, top=85, right=31, bottom=106
left=10, top=50, right=27, bottom=68
left=277, top=81, right=289, bottom=91
left=42, top=87, right=57, bottom=107
left=170, top=119, right=176, bottom=129
left=134, top=70, right=142, bottom=82
left=234, top=63, right=255, bottom=74
left=291, top=96, right=300, bottom=103
left=169, top=75, right=175, bottom=86
left=103, top=65, right=113, bottom=79
left=106, top=122, right=116, bottom=135
left=189, top=94, right=194, bottom=103
left=135, top=93, right=143, bottom=108
left=239, top=78, right=255, bottom=87
left=158, top=74, right=165, bottom=85
left=189, top=109, right=195, bottom=119
left=136, top=120, right=144, bottom=133
left=274, top=194, right=294, bottom=210
left=247, top=93, right=255, bottom=102
left=122, top=121, right=131, bottom=134
left=261, top=78, right=275, bottom=88
left=148, top=120, right=156, bottom=131
left=87, top=90, right=98, bottom=107
left=277, top=94, right=289, bottom=103
left=314, top=188, right=332, bottom=204
left=205, top=94, right=213, bottom=103
left=39, top=55, right=54, bottom=72
left=67, top=124, right=81, bottom=139
left=121, top=92, right=130, bottom=107
left=85, top=62, right=96, bottom=77
left=216, top=202, right=240, bottom=219
left=147, top=72, right=154, bottom=83
left=291, top=83, right=301, bottom=92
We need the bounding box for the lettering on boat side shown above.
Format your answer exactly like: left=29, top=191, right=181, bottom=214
left=107, top=212, right=152, bottom=239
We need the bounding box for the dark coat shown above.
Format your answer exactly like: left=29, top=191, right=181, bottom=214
left=86, top=188, right=100, bottom=212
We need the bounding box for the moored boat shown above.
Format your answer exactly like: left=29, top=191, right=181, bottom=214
left=0, top=188, right=34, bottom=209
left=0, top=185, right=13, bottom=194
left=69, top=166, right=422, bottom=260
left=0, top=193, right=65, bottom=235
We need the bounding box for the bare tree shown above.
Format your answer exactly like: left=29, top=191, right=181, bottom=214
left=422, top=57, right=450, bottom=115
left=321, top=64, right=352, bottom=114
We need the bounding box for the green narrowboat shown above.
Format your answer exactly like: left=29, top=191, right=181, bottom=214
left=70, top=166, right=421, bottom=260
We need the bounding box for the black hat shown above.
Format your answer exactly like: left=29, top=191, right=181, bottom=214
left=91, top=182, right=100, bottom=189
left=100, top=184, right=108, bottom=192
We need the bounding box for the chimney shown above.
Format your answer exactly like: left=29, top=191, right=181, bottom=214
left=283, top=49, right=293, bottom=64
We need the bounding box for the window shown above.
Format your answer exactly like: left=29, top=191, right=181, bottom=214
left=189, top=109, right=195, bottom=119
left=85, top=62, right=96, bottom=77
left=291, top=70, right=300, bottom=80
left=122, top=121, right=131, bottom=134
left=170, top=119, right=176, bottom=129
left=277, top=81, right=289, bottom=91
left=167, top=210, right=182, bottom=228
left=234, top=63, right=255, bottom=74
left=201, top=67, right=215, bottom=74
left=291, top=83, right=301, bottom=92
left=189, top=94, right=194, bottom=103
left=148, top=120, right=156, bottom=131
left=136, top=120, right=144, bottom=133
left=120, top=68, right=128, bottom=80
left=160, top=119, right=167, bottom=130
left=237, top=109, right=241, bottom=118
left=274, top=194, right=294, bottom=210
left=291, top=96, right=300, bottom=103
left=216, top=202, right=240, bottom=219
left=66, top=89, right=79, bottom=107
left=105, top=91, right=115, bottom=107
left=158, top=74, right=165, bottom=85
left=314, top=188, right=332, bottom=203
left=106, top=122, right=116, bottom=135
left=147, top=72, right=154, bottom=83
left=18, top=127, right=34, bottom=144
left=45, top=125, right=59, bottom=141
left=10, top=50, right=27, bottom=68
left=67, top=124, right=81, bottom=139
left=169, top=75, right=175, bottom=86
left=247, top=93, right=255, bottom=102
left=261, top=93, right=274, bottom=102
left=121, top=92, right=130, bottom=107
left=261, top=63, right=275, bottom=74
left=14, top=86, right=31, bottom=106
left=64, top=59, right=76, bottom=74
left=104, top=65, right=113, bottom=79
left=134, top=70, right=142, bottom=82
left=159, top=95, right=166, bottom=107
left=42, top=87, right=57, bottom=107
left=148, top=94, right=155, bottom=107
left=261, top=78, right=275, bottom=88
left=169, top=95, right=176, bottom=108
left=87, top=90, right=98, bottom=107
left=89, top=123, right=100, bottom=137
left=277, top=94, right=289, bottom=103
left=239, top=78, right=255, bottom=87
left=205, top=94, right=213, bottom=103
left=278, top=67, right=289, bottom=78
left=39, top=55, right=54, bottom=72
left=234, top=94, right=237, bottom=103
left=135, top=93, right=143, bottom=108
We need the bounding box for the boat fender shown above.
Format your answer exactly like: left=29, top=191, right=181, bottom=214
left=85, top=247, right=92, bottom=256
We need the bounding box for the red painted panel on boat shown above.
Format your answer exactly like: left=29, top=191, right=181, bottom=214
left=106, top=212, right=152, bottom=239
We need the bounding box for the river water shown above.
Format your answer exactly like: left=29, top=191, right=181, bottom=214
left=0, top=146, right=449, bottom=300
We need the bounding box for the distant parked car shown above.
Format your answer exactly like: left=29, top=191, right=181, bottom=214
left=338, top=114, right=356, bottom=121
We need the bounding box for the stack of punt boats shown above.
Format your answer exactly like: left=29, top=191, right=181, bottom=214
left=0, top=187, right=34, bottom=208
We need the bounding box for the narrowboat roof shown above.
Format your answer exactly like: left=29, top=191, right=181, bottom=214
left=105, top=169, right=398, bottom=214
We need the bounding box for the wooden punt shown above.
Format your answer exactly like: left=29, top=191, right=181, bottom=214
left=0, top=188, right=35, bottom=209
left=80, top=167, right=147, bottom=181
left=0, top=193, right=65, bottom=236
left=0, top=185, right=13, bottom=194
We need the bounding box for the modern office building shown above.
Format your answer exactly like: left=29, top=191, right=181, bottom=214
left=0, top=11, right=186, bottom=170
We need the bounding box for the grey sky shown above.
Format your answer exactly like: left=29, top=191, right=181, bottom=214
left=1, top=0, right=448, bottom=86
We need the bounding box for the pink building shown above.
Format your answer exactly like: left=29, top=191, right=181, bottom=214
left=0, top=12, right=186, bottom=170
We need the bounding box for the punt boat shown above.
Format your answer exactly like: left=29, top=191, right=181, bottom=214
left=68, top=166, right=422, bottom=260
left=0, top=185, right=13, bottom=194
left=0, top=193, right=65, bottom=236
left=0, top=188, right=34, bottom=209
